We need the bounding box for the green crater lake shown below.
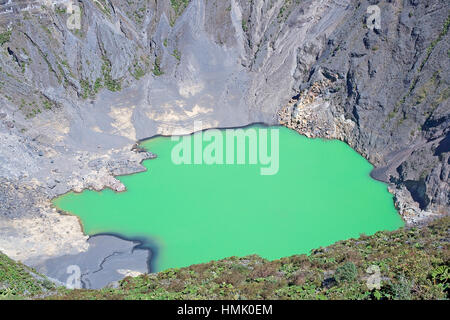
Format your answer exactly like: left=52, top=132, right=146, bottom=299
left=54, top=125, right=403, bottom=272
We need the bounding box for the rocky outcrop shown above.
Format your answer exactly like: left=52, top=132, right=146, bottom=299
left=279, top=0, right=449, bottom=223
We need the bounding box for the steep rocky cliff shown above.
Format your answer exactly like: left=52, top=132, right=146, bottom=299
left=279, top=0, right=449, bottom=221
left=0, top=0, right=448, bottom=285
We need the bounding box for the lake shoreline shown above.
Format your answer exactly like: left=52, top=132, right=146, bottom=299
left=54, top=125, right=405, bottom=273
left=45, top=123, right=440, bottom=287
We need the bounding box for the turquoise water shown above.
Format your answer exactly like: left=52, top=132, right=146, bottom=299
left=54, top=125, right=403, bottom=271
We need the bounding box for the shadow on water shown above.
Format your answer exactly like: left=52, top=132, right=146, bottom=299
left=89, top=233, right=161, bottom=274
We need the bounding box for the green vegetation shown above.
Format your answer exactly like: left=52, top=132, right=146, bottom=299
left=80, top=76, right=106, bottom=99
left=389, top=275, right=413, bottom=300
left=431, top=87, right=450, bottom=111
left=242, top=19, right=248, bottom=32
left=55, top=6, right=66, bottom=14
left=125, top=3, right=147, bottom=25
left=51, top=216, right=450, bottom=300
left=93, top=78, right=103, bottom=94
left=172, top=49, right=181, bottom=62
left=152, top=57, right=164, bottom=76
left=395, top=14, right=450, bottom=105
left=2, top=217, right=447, bottom=300
left=17, top=96, right=48, bottom=119
left=80, top=79, right=91, bottom=99
left=78, top=57, right=125, bottom=99
left=0, top=31, right=11, bottom=46
left=133, top=7, right=146, bottom=24
left=277, top=0, right=301, bottom=22
left=101, top=58, right=121, bottom=92
left=334, top=262, right=358, bottom=283
left=95, top=0, right=111, bottom=16
left=0, top=252, right=55, bottom=299
left=418, top=15, right=449, bottom=73
left=130, top=60, right=146, bottom=80
left=42, top=98, right=53, bottom=110
left=170, top=0, right=191, bottom=19
left=73, top=28, right=84, bottom=39
left=414, top=71, right=440, bottom=105
left=61, top=60, right=70, bottom=69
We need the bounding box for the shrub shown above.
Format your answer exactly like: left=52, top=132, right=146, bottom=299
left=101, top=58, right=121, bottom=91
left=0, top=31, right=11, bottom=46
left=334, top=262, right=357, bottom=283
left=152, top=57, right=164, bottom=76
left=172, top=49, right=181, bottom=61
left=170, top=0, right=190, bottom=17
left=390, top=275, right=412, bottom=300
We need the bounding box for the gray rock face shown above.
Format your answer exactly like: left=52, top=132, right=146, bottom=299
left=0, top=0, right=448, bottom=285
left=279, top=0, right=449, bottom=221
